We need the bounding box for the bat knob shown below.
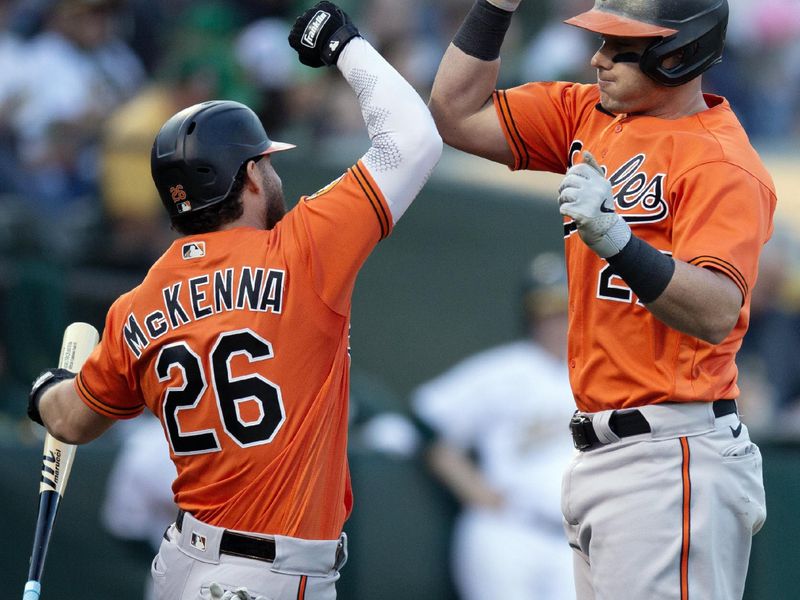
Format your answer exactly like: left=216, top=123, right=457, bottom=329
left=23, top=581, right=41, bottom=600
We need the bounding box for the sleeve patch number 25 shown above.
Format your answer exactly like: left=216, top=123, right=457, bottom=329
left=155, top=329, right=285, bottom=455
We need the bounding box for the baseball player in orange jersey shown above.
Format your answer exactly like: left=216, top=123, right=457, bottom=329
left=430, top=0, right=773, bottom=598
left=25, top=2, right=442, bottom=599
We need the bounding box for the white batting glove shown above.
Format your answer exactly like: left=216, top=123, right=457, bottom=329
left=558, top=151, right=631, bottom=258
left=486, top=0, right=522, bottom=12
left=209, top=582, right=270, bottom=600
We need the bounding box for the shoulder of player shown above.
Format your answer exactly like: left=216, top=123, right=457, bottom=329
left=652, top=117, right=775, bottom=195
left=299, top=164, right=381, bottom=203
left=670, top=150, right=776, bottom=199
left=501, top=81, right=600, bottom=114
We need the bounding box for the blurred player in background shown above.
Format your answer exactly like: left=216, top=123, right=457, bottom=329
left=413, top=253, right=575, bottom=600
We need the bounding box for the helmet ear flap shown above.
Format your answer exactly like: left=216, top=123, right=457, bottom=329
left=638, top=7, right=728, bottom=86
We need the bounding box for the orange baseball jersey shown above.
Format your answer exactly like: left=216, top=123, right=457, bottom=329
left=493, top=82, right=776, bottom=413
left=74, top=161, right=391, bottom=540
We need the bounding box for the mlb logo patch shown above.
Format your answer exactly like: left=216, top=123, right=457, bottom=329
left=190, top=532, right=207, bottom=552
left=182, top=241, right=206, bottom=260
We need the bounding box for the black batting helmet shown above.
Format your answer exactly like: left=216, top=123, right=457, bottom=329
left=565, top=0, right=728, bottom=86
left=151, top=101, right=294, bottom=218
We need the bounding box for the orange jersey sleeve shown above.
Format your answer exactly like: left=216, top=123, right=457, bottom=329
left=75, top=161, right=391, bottom=540
left=495, top=85, right=777, bottom=412
left=493, top=82, right=600, bottom=172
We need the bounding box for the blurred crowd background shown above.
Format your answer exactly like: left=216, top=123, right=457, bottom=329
left=1, top=0, right=800, bottom=598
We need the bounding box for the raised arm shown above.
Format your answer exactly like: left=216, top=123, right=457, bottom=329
left=428, top=0, right=520, bottom=165
left=289, top=1, right=442, bottom=223
left=337, top=37, right=442, bottom=223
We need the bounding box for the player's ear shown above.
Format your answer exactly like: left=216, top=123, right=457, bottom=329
left=244, top=159, right=264, bottom=193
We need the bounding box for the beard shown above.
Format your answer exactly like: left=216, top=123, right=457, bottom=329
left=261, top=167, right=287, bottom=230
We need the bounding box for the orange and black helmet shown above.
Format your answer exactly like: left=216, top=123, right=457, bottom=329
left=565, top=0, right=728, bottom=86
left=151, top=101, right=295, bottom=218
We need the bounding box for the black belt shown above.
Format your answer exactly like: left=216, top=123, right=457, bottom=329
left=175, top=510, right=276, bottom=562
left=570, top=399, right=737, bottom=451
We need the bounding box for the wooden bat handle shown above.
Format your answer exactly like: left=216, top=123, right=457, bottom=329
left=23, top=322, right=99, bottom=599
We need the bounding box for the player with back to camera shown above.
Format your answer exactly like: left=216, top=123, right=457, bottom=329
left=24, top=2, right=442, bottom=599
left=429, top=0, right=774, bottom=598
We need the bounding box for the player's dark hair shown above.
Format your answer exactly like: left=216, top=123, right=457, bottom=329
left=170, top=163, right=248, bottom=235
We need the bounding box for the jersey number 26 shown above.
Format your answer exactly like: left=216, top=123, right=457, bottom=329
left=155, top=328, right=285, bottom=455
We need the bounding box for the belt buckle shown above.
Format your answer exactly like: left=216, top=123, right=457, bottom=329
left=569, top=413, right=594, bottom=451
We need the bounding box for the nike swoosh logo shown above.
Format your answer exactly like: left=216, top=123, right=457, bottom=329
left=599, top=201, right=615, bottom=213
left=730, top=422, right=743, bottom=438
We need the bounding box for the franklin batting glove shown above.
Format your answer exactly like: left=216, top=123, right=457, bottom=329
left=558, top=151, right=632, bottom=258
left=28, top=368, right=75, bottom=426
left=288, top=1, right=360, bottom=68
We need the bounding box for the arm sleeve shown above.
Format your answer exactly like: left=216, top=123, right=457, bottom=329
left=286, top=38, right=443, bottom=314
left=671, top=162, right=776, bottom=300
left=493, top=81, right=597, bottom=173
left=336, top=37, right=442, bottom=223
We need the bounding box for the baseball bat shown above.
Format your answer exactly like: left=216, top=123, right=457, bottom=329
left=22, top=322, right=100, bottom=600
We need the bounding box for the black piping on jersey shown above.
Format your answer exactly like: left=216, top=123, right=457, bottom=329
left=77, top=371, right=142, bottom=417
left=351, top=164, right=390, bottom=239
left=688, top=255, right=748, bottom=298
left=495, top=90, right=530, bottom=170
left=594, top=102, right=616, bottom=118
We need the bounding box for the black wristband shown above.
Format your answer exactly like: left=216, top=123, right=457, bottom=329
left=453, top=0, right=513, bottom=61
left=28, top=368, right=75, bottom=427
left=606, top=235, right=676, bottom=304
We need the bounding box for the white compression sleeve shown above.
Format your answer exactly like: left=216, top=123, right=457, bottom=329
left=337, top=37, right=442, bottom=224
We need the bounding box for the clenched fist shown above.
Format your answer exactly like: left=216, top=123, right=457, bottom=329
left=288, top=1, right=360, bottom=67
left=558, top=151, right=632, bottom=258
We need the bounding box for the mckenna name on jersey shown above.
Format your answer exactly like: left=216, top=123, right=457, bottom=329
left=122, top=266, right=286, bottom=358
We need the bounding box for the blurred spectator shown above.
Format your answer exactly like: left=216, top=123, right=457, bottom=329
left=519, top=0, right=595, bottom=84
left=12, top=0, right=146, bottom=215
left=739, top=224, right=800, bottom=432
left=99, top=1, right=275, bottom=271
left=98, top=47, right=236, bottom=270
left=706, top=0, right=800, bottom=140
left=412, top=252, right=576, bottom=600
left=233, top=14, right=296, bottom=133
left=0, top=0, right=28, bottom=196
